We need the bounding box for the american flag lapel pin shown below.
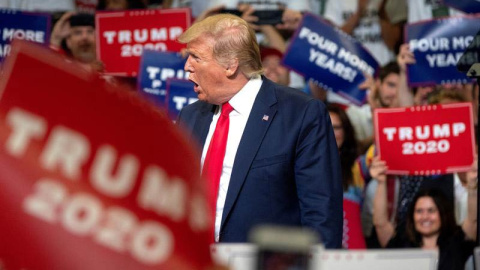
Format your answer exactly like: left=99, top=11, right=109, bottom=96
left=262, top=115, right=269, bottom=121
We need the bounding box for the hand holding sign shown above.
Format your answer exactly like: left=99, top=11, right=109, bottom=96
left=466, top=155, right=478, bottom=189
left=276, top=9, right=302, bottom=31
left=369, top=156, right=388, bottom=183
left=397, top=43, right=415, bottom=73
left=359, top=74, right=377, bottom=108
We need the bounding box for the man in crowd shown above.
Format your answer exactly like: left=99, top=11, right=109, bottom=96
left=176, top=14, right=343, bottom=248
left=50, top=12, right=100, bottom=72
left=260, top=46, right=290, bottom=86
left=346, top=61, right=400, bottom=151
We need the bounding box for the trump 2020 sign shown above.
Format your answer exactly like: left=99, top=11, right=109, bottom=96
left=96, top=8, right=190, bottom=77
left=374, top=103, right=475, bottom=175
left=0, top=40, right=212, bottom=270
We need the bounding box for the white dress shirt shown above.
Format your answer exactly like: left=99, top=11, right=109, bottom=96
left=201, top=76, right=262, bottom=242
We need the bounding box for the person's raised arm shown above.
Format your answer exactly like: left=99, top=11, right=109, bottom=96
left=276, top=8, right=302, bottom=31
left=50, top=12, right=75, bottom=50
left=258, top=25, right=286, bottom=52
left=378, top=0, right=402, bottom=51
left=355, top=74, right=375, bottom=149
left=462, top=155, right=478, bottom=241
left=237, top=4, right=286, bottom=53
left=371, top=156, right=395, bottom=247
left=396, top=44, right=415, bottom=107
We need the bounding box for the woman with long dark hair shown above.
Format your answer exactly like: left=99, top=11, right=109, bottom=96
left=327, top=104, right=365, bottom=249
left=328, top=104, right=358, bottom=191
left=372, top=158, right=477, bottom=270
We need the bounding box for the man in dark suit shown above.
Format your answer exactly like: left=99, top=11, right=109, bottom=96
left=176, top=14, right=342, bottom=248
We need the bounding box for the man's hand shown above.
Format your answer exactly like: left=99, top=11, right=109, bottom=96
left=360, top=74, right=379, bottom=109
left=467, top=155, right=478, bottom=190
left=397, top=43, right=415, bottom=73
left=238, top=4, right=260, bottom=30
left=50, top=12, right=75, bottom=49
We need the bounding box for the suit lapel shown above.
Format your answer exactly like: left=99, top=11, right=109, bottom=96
left=221, top=78, right=278, bottom=228
left=192, top=103, right=216, bottom=151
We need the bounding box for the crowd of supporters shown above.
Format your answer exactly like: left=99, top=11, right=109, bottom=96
left=1, top=1, right=478, bottom=269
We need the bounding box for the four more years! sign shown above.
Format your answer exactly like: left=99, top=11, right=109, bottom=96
left=96, top=8, right=191, bottom=76
left=0, top=8, right=50, bottom=61
left=283, top=13, right=379, bottom=105
left=374, top=103, right=475, bottom=175
left=406, top=15, right=480, bottom=87
left=0, top=40, right=212, bottom=269
left=443, top=0, right=480, bottom=14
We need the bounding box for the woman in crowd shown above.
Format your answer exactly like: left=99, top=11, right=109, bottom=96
left=372, top=156, right=477, bottom=269
left=327, top=104, right=365, bottom=249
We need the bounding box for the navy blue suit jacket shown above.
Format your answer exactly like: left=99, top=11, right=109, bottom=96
left=177, top=78, right=343, bottom=248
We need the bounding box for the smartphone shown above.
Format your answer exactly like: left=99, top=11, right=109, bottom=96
left=220, top=9, right=284, bottom=25
left=250, top=225, right=319, bottom=270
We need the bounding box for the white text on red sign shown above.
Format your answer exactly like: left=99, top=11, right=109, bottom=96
left=382, top=122, right=466, bottom=155
left=3, top=107, right=209, bottom=265
left=103, top=28, right=184, bottom=57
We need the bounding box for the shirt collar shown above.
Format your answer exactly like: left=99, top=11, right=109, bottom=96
left=227, top=75, right=263, bottom=115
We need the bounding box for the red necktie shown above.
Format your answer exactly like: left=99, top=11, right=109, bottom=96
left=202, top=103, right=234, bottom=233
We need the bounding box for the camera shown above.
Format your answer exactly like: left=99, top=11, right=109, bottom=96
left=220, top=9, right=284, bottom=25
left=249, top=225, right=319, bottom=270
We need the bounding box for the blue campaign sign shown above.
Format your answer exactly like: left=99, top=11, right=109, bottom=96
left=406, top=15, right=480, bottom=87
left=443, top=0, right=480, bottom=14
left=166, top=78, right=197, bottom=120
left=283, top=13, right=379, bottom=105
left=0, top=9, right=51, bottom=61
left=137, top=50, right=189, bottom=106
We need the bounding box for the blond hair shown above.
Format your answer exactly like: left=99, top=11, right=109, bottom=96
left=178, top=14, right=263, bottom=78
left=428, top=88, right=466, bottom=104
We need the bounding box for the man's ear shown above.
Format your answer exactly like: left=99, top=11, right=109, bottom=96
left=225, top=58, right=239, bottom=77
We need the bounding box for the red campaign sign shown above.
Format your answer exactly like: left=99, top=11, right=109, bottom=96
left=76, top=0, right=98, bottom=13
left=374, top=103, right=475, bottom=175
left=96, top=8, right=191, bottom=77
left=0, top=40, right=212, bottom=269
left=342, top=199, right=366, bottom=249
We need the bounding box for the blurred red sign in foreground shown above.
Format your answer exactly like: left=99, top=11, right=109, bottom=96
left=0, top=40, right=212, bottom=270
